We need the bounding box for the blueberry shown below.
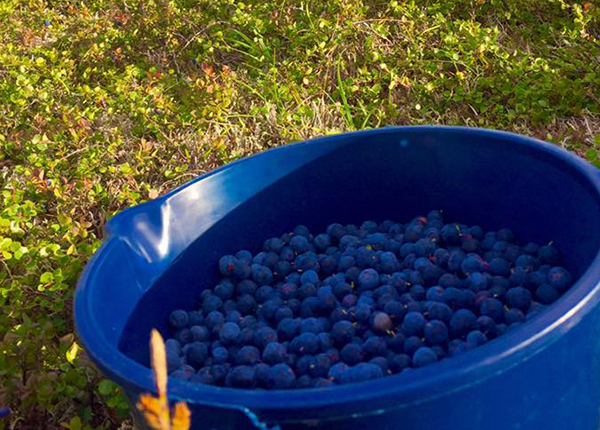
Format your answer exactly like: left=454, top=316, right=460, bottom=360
left=235, top=345, right=261, bottom=365
left=426, top=286, right=445, bottom=302
left=389, top=353, right=411, bottom=373
left=267, top=364, right=296, bottom=389
left=190, top=325, right=210, bottom=342
left=363, top=336, right=388, bottom=358
left=448, top=250, right=466, bottom=272
left=280, top=246, right=296, bottom=262
left=233, top=260, right=252, bottom=279
left=214, top=280, right=235, bottom=300
left=449, top=309, right=477, bottom=337
left=187, top=310, right=204, bottom=326
left=522, top=243, right=540, bottom=256
left=403, top=336, right=423, bottom=355
left=264, top=238, right=284, bottom=253
left=205, top=311, right=225, bottom=331
left=226, top=365, right=256, bottom=388
left=212, top=347, right=229, bottom=364
left=352, top=363, right=384, bottom=382
left=317, top=332, right=333, bottom=351
left=328, top=362, right=350, bottom=383
left=174, top=328, right=192, bottom=344
left=379, top=251, right=400, bottom=273
left=384, top=300, right=405, bottom=319
left=186, top=342, right=209, bottom=368
left=488, top=258, right=510, bottom=276
left=424, top=320, right=449, bottom=346
left=461, top=255, right=487, bottom=275
left=409, top=284, right=426, bottom=301
left=166, top=338, right=182, bottom=355
left=326, top=223, right=346, bottom=242
left=254, top=327, right=278, bottom=348
left=237, top=279, right=257, bottom=295
left=236, top=250, right=254, bottom=264
left=342, top=294, right=358, bottom=308
left=413, top=347, right=438, bottom=368
left=536, top=284, right=560, bottom=304
left=331, top=321, right=355, bottom=346
left=239, top=315, right=257, bottom=329
left=504, top=308, right=525, bottom=325
left=226, top=310, right=242, bottom=323
left=480, top=298, right=504, bottom=323
left=169, top=310, right=189, bottom=329
left=219, top=255, right=238, bottom=276
left=290, top=235, right=310, bottom=253
left=425, top=302, right=453, bottom=323
left=372, top=312, right=393, bottom=333
left=386, top=333, right=406, bottom=353
left=277, top=283, right=298, bottom=300
left=251, top=264, right=274, bottom=285
left=466, top=330, right=487, bottom=348
left=172, top=365, right=196, bottom=381
left=341, top=343, right=363, bottom=365
left=254, top=363, right=271, bottom=387
left=402, top=311, right=426, bottom=336
left=547, top=267, right=572, bottom=291
left=219, top=322, right=241, bottom=345
left=476, top=316, right=498, bottom=338
left=310, top=353, right=333, bottom=377
left=539, top=245, right=560, bottom=265
left=295, top=252, right=320, bottom=272
left=202, top=295, right=223, bottom=313
left=275, top=307, right=294, bottom=322
left=433, top=249, right=450, bottom=267
left=506, top=287, right=532, bottom=312
left=369, top=356, right=390, bottom=374
left=355, top=303, right=372, bottom=323
left=290, top=332, right=320, bottom=355
left=441, top=287, right=463, bottom=309
left=166, top=348, right=183, bottom=373
left=263, top=342, right=287, bottom=364
left=211, top=364, right=229, bottom=384
left=400, top=243, right=416, bottom=258
left=361, top=220, right=378, bottom=233
left=461, top=238, right=479, bottom=253
left=237, top=327, right=255, bottom=346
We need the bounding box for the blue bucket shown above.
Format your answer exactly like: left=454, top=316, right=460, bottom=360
left=75, top=126, right=600, bottom=429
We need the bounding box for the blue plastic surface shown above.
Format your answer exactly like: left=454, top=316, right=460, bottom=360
left=75, top=126, right=600, bottom=429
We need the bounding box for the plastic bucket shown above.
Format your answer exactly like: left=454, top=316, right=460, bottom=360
left=75, top=126, right=600, bottom=429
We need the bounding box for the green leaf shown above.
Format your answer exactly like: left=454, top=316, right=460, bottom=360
left=40, top=272, right=54, bottom=283
left=98, top=379, right=113, bottom=396
left=66, top=342, right=79, bottom=364
left=594, top=134, right=600, bottom=146
left=65, top=416, right=82, bottom=430
left=0, top=238, right=13, bottom=250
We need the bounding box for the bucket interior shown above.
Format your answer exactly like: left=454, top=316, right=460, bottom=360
left=115, top=130, right=600, bottom=370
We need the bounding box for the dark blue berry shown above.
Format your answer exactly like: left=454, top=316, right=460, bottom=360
left=413, top=347, right=438, bottom=368
left=169, top=310, right=189, bottom=329
left=449, top=309, right=477, bottom=337
left=424, top=320, right=449, bottom=346
left=402, top=311, right=426, bottom=336
left=536, top=284, right=560, bottom=304
left=226, top=365, right=256, bottom=388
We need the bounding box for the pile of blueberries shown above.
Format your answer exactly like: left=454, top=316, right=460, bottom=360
left=163, top=211, right=573, bottom=389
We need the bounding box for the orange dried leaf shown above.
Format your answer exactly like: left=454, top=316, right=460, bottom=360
left=137, top=394, right=170, bottom=430
left=150, top=329, right=168, bottom=400
left=171, top=402, right=191, bottom=430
